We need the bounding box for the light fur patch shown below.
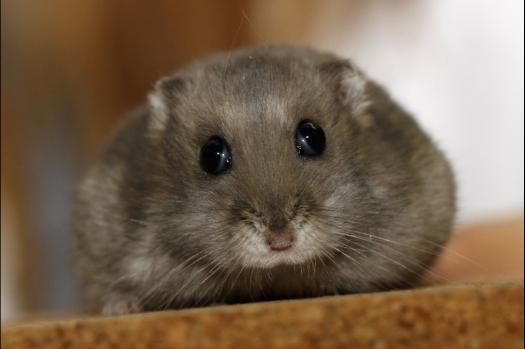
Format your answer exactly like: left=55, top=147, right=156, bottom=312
left=340, top=68, right=373, bottom=128
left=234, top=220, right=327, bottom=269
left=125, top=254, right=155, bottom=283
left=265, top=94, right=288, bottom=126
left=147, top=91, right=169, bottom=135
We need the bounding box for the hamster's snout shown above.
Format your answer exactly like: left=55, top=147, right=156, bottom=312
left=266, top=229, right=294, bottom=251
left=261, top=203, right=297, bottom=251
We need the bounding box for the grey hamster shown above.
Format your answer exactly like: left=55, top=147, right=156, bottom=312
left=73, top=45, right=455, bottom=315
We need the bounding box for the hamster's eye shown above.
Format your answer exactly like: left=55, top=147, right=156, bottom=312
left=200, top=136, right=232, bottom=175
left=295, top=121, right=326, bottom=156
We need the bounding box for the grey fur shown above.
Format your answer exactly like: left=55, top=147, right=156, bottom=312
left=73, top=45, right=455, bottom=315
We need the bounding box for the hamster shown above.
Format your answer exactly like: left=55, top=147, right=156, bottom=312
left=73, top=45, right=455, bottom=315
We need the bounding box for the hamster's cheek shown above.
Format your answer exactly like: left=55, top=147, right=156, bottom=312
left=229, top=224, right=271, bottom=266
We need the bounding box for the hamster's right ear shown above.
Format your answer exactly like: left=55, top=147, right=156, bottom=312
left=318, top=60, right=370, bottom=115
left=148, top=76, right=186, bottom=135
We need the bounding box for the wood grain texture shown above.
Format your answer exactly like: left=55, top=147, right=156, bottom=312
left=2, top=281, right=523, bottom=349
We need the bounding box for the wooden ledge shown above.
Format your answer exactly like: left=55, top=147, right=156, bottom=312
left=2, top=281, right=523, bottom=349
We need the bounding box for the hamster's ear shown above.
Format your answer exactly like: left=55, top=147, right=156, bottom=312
left=147, top=76, right=186, bottom=135
left=319, top=60, right=369, bottom=115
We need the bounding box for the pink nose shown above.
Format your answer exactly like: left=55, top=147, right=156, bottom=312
left=267, top=235, right=294, bottom=251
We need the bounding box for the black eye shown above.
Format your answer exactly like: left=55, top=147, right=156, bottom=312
left=295, top=121, right=326, bottom=156
left=200, top=136, right=232, bottom=175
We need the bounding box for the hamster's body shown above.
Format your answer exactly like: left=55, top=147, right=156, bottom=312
left=73, top=45, right=455, bottom=315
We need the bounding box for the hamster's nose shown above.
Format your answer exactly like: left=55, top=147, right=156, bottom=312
left=267, top=235, right=294, bottom=251
left=266, top=226, right=294, bottom=251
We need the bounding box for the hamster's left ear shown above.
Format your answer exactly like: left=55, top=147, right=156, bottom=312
left=148, top=76, right=186, bottom=135
left=318, top=60, right=369, bottom=115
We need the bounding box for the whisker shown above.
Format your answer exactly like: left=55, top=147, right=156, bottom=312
left=315, top=211, right=491, bottom=277
left=238, top=6, right=268, bottom=51
left=222, top=14, right=244, bottom=79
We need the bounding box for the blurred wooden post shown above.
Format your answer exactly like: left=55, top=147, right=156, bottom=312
left=1, top=0, right=259, bottom=314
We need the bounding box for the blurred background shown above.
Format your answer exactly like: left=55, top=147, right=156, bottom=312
left=1, top=0, right=523, bottom=321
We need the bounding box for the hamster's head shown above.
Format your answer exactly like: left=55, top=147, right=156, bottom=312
left=142, top=45, right=455, bottom=298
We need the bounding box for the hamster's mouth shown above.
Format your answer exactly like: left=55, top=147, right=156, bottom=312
left=242, top=245, right=321, bottom=269
left=234, top=223, right=332, bottom=269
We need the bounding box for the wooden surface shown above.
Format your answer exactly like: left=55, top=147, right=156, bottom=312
left=2, top=281, right=523, bottom=349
